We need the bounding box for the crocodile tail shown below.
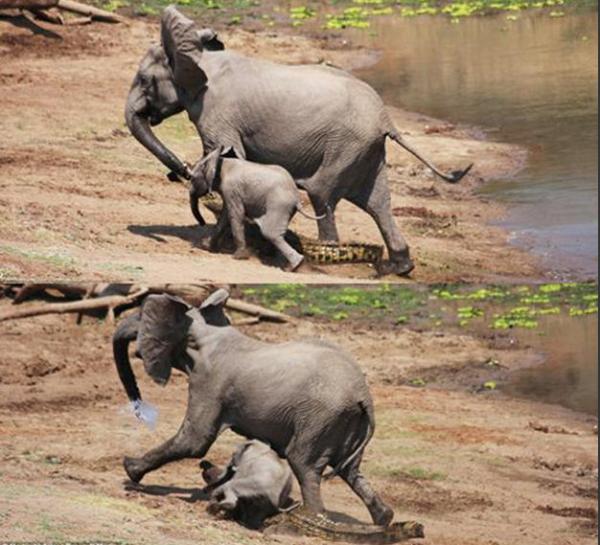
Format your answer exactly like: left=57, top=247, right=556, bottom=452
left=324, top=401, right=374, bottom=480
left=265, top=507, right=425, bottom=543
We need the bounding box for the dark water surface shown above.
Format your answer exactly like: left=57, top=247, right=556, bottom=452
left=505, top=312, right=598, bottom=415
left=351, top=9, right=598, bottom=279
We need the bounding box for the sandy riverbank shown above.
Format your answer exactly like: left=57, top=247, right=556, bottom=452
left=0, top=14, right=541, bottom=282
left=0, top=292, right=596, bottom=544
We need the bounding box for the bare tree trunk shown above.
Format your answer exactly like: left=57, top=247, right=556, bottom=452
left=0, top=0, right=57, bottom=8
left=56, top=0, right=123, bottom=22
left=30, top=7, right=64, bottom=23
left=0, top=289, right=148, bottom=322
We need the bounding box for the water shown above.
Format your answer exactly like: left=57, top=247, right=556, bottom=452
left=506, top=313, right=598, bottom=415
left=351, top=9, right=598, bottom=279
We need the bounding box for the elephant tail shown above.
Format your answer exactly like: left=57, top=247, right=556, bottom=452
left=386, top=128, right=473, bottom=184
left=295, top=203, right=328, bottom=221
left=323, top=401, right=374, bottom=480
left=113, top=312, right=143, bottom=402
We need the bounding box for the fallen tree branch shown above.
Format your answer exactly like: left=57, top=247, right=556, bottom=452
left=63, top=14, right=91, bottom=24
left=225, top=298, right=292, bottom=323
left=0, top=0, right=57, bottom=8
left=56, top=0, right=123, bottom=22
left=29, top=6, right=63, bottom=23
left=0, top=288, right=149, bottom=322
left=3, top=283, right=291, bottom=324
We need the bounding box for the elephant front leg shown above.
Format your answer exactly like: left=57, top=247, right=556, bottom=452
left=124, top=419, right=218, bottom=483
left=207, top=202, right=230, bottom=252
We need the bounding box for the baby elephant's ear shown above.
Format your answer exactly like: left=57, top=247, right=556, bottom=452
left=161, top=6, right=206, bottom=94
left=220, top=146, right=238, bottom=159
left=196, top=28, right=225, bottom=51
left=199, top=288, right=230, bottom=326
left=138, top=294, right=192, bottom=386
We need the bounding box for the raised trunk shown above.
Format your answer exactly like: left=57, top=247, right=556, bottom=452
left=125, top=108, right=189, bottom=180
left=112, top=313, right=142, bottom=402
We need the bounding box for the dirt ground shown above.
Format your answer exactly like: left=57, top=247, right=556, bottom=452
left=0, top=14, right=542, bottom=283
left=0, top=295, right=596, bottom=544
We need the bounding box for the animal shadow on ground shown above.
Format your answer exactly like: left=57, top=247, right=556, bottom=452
left=124, top=480, right=209, bottom=503
left=124, top=480, right=366, bottom=529
left=128, top=222, right=306, bottom=270
left=0, top=14, right=62, bottom=39
left=127, top=223, right=211, bottom=246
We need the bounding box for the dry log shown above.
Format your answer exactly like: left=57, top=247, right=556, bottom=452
left=30, top=6, right=64, bottom=22
left=0, top=288, right=148, bottom=322
left=225, top=298, right=292, bottom=323
left=63, top=15, right=91, bottom=24
left=0, top=0, right=57, bottom=8
left=3, top=283, right=291, bottom=324
left=56, top=0, right=123, bottom=22
left=13, top=283, right=88, bottom=304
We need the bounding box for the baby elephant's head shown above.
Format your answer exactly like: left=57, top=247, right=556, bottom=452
left=190, top=147, right=223, bottom=196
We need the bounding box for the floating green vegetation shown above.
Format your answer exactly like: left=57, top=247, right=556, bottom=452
left=457, top=305, right=484, bottom=326
left=492, top=306, right=538, bottom=329
left=325, top=7, right=371, bottom=28
left=244, top=282, right=597, bottom=330
left=290, top=5, right=316, bottom=19
left=316, top=0, right=587, bottom=31
left=242, top=284, right=425, bottom=320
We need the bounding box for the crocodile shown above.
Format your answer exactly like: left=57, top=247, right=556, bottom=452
left=198, top=192, right=384, bottom=266
left=263, top=506, right=425, bottom=544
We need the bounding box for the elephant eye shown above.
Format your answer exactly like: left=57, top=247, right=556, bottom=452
left=139, top=74, right=151, bottom=88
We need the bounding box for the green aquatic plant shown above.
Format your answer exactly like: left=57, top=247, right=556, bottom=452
left=290, top=6, right=316, bottom=20
left=325, top=7, right=371, bottom=28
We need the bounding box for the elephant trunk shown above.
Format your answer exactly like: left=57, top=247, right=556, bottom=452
left=189, top=188, right=206, bottom=226
left=125, top=106, right=190, bottom=181
left=112, top=313, right=142, bottom=402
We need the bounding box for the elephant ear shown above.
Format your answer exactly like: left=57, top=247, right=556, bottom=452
left=197, top=28, right=225, bottom=51
left=137, top=294, right=192, bottom=386
left=161, top=6, right=206, bottom=95
left=201, top=147, right=224, bottom=192
left=199, top=288, right=230, bottom=326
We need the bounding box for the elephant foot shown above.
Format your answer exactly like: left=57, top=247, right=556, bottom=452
left=284, top=254, right=304, bottom=272
left=123, top=456, right=146, bottom=484
left=371, top=503, right=394, bottom=527
left=377, top=251, right=415, bottom=277
left=233, top=248, right=251, bottom=260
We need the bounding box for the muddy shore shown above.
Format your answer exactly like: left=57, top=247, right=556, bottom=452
left=0, top=293, right=596, bottom=544
left=0, top=14, right=542, bottom=283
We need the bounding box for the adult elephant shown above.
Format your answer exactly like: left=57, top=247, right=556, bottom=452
left=113, top=289, right=394, bottom=529
left=125, top=6, right=472, bottom=275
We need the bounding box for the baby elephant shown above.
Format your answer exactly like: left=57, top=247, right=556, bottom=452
left=190, top=146, right=324, bottom=271
left=201, top=440, right=294, bottom=529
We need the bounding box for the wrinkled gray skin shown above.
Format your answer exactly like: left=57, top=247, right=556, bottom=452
left=200, top=440, right=294, bottom=529
left=112, top=289, right=393, bottom=526
left=125, top=6, right=472, bottom=276
left=190, top=146, right=324, bottom=270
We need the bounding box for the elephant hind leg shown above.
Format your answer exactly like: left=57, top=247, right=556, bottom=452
left=256, top=212, right=304, bottom=271
left=338, top=456, right=394, bottom=527
left=308, top=191, right=339, bottom=243
left=347, top=167, right=414, bottom=276
left=286, top=457, right=325, bottom=514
